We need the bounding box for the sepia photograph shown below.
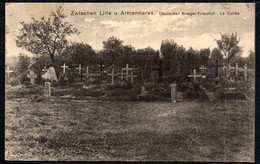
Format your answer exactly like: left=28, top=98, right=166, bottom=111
left=5, top=3, right=255, bottom=162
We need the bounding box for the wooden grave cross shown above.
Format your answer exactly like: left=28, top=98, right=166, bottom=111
left=85, top=67, right=89, bottom=78
left=6, top=66, right=13, bottom=79
left=42, top=66, right=48, bottom=73
left=121, top=64, right=138, bottom=83
left=199, top=65, right=209, bottom=74
left=76, top=64, right=82, bottom=74
left=235, top=63, right=239, bottom=76
left=107, top=68, right=116, bottom=85
left=229, top=63, right=240, bottom=76
left=84, top=66, right=101, bottom=78
left=27, top=70, right=37, bottom=85
left=61, top=63, right=68, bottom=73
left=130, top=70, right=138, bottom=83
left=121, top=64, right=132, bottom=81
left=188, top=69, right=202, bottom=82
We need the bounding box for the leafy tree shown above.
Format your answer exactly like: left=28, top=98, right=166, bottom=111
left=135, top=47, right=157, bottom=69
left=208, top=48, right=223, bottom=78
left=160, top=39, right=178, bottom=71
left=14, top=53, right=30, bottom=84
left=60, top=42, right=96, bottom=68
left=119, top=45, right=136, bottom=67
left=215, top=33, right=243, bottom=66
left=175, top=45, right=189, bottom=82
left=187, top=47, right=200, bottom=72
left=131, top=47, right=157, bottom=81
left=102, top=36, right=124, bottom=66
left=199, top=48, right=210, bottom=65
left=211, top=48, right=223, bottom=62
left=16, top=5, right=79, bottom=78
left=247, top=50, right=255, bottom=69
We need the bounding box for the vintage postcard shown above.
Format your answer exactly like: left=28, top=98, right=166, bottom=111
left=5, top=3, right=255, bottom=162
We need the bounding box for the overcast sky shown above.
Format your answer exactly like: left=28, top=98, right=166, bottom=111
left=6, top=3, right=255, bottom=58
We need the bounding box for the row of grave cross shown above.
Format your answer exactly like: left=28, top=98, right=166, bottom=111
left=60, top=63, right=139, bottom=84
left=107, top=64, right=139, bottom=85
left=61, top=63, right=86, bottom=74
left=188, top=64, right=251, bottom=81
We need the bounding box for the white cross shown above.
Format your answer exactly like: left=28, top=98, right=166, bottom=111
left=6, top=66, right=13, bottom=79
left=199, top=65, right=208, bottom=74
left=235, top=63, right=238, bottom=75
left=188, top=69, right=202, bottom=81
left=108, top=68, right=115, bottom=85
left=130, top=70, right=138, bottom=84
left=27, top=70, right=37, bottom=85
left=42, top=66, right=48, bottom=72
left=61, top=63, right=68, bottom=74
left=76, top=64, right=82, bottom=74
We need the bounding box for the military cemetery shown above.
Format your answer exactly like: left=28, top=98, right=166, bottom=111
left=5, top=3, right=255, bottom=162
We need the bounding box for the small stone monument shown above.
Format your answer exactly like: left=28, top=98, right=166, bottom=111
left=44, top=82, right=51, bottom=96
left=27, top=70, right=37, bottom=85
left=42, top=67, right=58, bottom=82
left=171, top=83, right=177, bottom=103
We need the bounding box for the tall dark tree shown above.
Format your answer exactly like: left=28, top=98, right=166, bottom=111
left=16, top=5, right=79, bottom=78
left=60, top=42, right=96, bottom=68
left=14, top=53, right=30, bottom=84
left=210, top=48, right=223, bottom=78
left=160, top=39, right=178, bottom=71
left=247, top=50, right=255, bottom=69
left=102, top=36, right=124, bottom=66
left=199, top=48, right=210, bottom=65
left=120, top=45, right=136, bottom=67
left=187, top=47, right=200, bottom=73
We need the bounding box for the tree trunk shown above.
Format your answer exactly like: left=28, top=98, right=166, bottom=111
left=50, top=54, right=59, bottom=80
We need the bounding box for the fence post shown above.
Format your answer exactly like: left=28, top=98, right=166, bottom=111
left=171, top=84, right=177, bottom=103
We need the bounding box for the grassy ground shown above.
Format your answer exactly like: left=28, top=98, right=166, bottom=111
left=5, top=85, right=254, bottom=161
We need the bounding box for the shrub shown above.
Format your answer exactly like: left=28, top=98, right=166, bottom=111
left=183, top=83, right=208, bottom=100
left=7, top=77, right=20, bottom=86
left=105, top=84, right=123, bottom=90
left=121, top=80, right=132, bottom=90
left=127, top=85, right=141, bottom=100
left=214, top=87, right=224, bottom=99
left=137, top=90, right=169, bottom=101
left=201, top=81, right=216, bottom=92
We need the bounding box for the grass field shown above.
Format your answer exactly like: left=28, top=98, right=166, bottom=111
left=5, top=85, right=254, bottom=161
